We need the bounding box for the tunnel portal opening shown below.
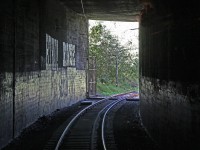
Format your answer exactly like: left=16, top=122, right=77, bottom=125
left=88, top=20, right=139, bottom=97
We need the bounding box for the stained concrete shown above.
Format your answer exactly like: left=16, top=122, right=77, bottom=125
left=1, top=0, right=200, bottom=149
left=139, top=1, right=200, bottom=149
left=0, top=0, right=88, bottom=148
left=60, top=0, right=141, bottom=21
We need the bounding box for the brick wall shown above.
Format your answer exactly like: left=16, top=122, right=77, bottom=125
left=0, top=0, right=88, bottom=148
left=14, top=69, right=86, bottom=136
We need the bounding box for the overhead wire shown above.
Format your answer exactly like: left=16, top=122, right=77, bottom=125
left=80, top=0, right=87, bottom=19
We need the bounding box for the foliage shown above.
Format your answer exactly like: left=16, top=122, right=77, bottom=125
left=89, top=22, right=139, bottom=93
left=97, top=83, right=139, bottom=96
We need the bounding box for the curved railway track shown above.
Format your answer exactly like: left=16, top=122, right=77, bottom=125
left=44, top=93, right=135, bottom=150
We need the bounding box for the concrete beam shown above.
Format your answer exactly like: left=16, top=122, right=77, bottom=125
left=60, top=0, right=141, bottom=21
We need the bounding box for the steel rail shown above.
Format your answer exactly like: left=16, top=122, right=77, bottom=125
left=54, top=92, right=130, bottom=150
left=101, top=99, right=124, bottom=150
left=90, top=100, right=119, bottom=149
left=54, top=98, right=106, bottom=150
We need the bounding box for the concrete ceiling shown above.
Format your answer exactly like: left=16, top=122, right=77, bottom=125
left=60, top=0, right=142, bottom=21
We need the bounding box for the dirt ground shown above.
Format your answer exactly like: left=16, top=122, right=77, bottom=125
left=113, top=100, right=160, bottom=150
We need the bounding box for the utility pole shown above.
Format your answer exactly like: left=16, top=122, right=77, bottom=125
left=116, top=48, right=118, bottom=87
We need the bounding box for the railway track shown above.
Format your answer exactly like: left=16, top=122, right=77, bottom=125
left=44, top=93, right=135, bottom=150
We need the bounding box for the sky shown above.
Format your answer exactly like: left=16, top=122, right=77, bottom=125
left=89, top=20, right=139, bottom=46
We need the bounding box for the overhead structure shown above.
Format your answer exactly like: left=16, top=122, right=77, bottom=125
left=60, top=0, right=141, bottom=21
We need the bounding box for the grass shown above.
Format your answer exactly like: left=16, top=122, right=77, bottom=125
left=97, top=82, right=139, bottom=96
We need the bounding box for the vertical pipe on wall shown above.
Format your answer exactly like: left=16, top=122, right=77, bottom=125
left=86, top=56, right=89, bottom=98
left=12, top=0, right=16, bottom=139
left=86, top=20, right=89, bottom=98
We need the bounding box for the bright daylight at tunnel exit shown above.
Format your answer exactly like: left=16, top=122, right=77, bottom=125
left=88, top=20, right=139, bottom=97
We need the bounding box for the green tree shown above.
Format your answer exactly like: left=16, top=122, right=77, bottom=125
left=89, top=22, right=138, bottom=87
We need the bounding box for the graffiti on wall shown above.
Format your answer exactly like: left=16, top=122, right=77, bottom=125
left=46, top=34, right=58, bottom=70
left=63, top=42, right=76, bottom=67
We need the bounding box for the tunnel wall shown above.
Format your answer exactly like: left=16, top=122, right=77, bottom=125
left=139, top=1, right=200, bottom=149
left=0, top=0, right=88, bottom=148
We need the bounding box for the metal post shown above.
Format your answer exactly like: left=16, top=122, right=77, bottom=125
left=116, top=49, right=118, bottom=87
left=12, top=0, right=16, bottom=139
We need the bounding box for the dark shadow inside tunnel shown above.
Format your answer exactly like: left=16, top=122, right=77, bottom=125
left=1, top=0, right=200, bottom=149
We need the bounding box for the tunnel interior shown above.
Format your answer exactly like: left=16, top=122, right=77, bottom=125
left=1, top=0, right=200, bottom=149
